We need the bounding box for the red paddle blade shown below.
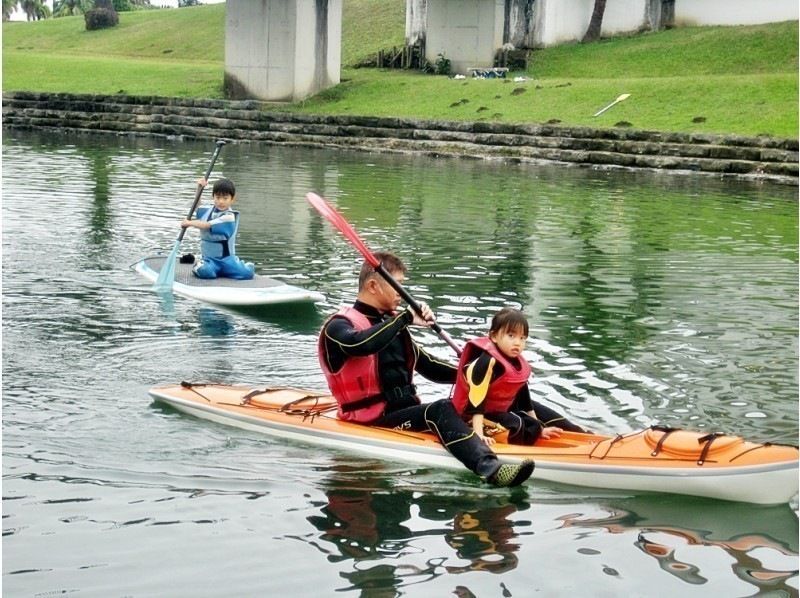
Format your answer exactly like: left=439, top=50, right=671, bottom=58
left=306, top=192, right=380, bottom=268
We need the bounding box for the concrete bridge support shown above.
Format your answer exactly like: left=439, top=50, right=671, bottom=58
left=407, top=0, right=533, bottom=75
left=224, top=0, right=342, bottom=102
left=424, top=0, right=505, bottom=75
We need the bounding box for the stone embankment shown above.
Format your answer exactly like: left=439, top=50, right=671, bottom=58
left=3, top=91, right=797, bottom=184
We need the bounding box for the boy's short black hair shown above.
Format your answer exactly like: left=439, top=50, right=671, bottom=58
left=212, top=178, right=235, bottom=197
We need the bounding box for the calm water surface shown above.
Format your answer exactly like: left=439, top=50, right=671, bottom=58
left=3, top=131, right=798, bottom=597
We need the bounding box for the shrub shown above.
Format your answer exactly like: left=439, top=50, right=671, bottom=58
left=434, top=53, right=451, bottom=76
left=85, top=0, right=119, bottom=30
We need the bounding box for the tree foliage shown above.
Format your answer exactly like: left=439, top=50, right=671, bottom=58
left=54, top=0, right=91, bottom=17
left=5, top=0, right=51, bottom=20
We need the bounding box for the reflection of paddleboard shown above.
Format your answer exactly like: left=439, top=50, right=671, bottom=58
left=134, top=256, right=324, bottom=306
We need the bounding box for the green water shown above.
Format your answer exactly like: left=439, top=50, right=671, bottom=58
left=2, top=130, right=797, bottom=596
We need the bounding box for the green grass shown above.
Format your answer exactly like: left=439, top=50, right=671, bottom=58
left=3, top=4, right=225, bottom=60
left=3, top=4, right=797, bottom=137
left=290, top=70, right=797, bottom=137
left=341, top=0, right=405, bottom=67
left=533, top=21, right=798, bottom=77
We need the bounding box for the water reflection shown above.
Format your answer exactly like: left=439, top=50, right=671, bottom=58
left=197, top=307, right=236, bottom=337
left=559, top=496, right=799, bottom=594
left=87, top=148, right=113, bottom=252
left=306, top=464, right=529, bottom=595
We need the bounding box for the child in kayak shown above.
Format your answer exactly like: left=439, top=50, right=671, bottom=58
left=452, top=307, right=586, bottom=446
left=181, top=177, right=255, bottom=280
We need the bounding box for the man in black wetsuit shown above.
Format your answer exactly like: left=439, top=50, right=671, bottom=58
left=318, top=251, right=534, bottom=487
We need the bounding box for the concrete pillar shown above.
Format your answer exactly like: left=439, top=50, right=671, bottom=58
left=647, top=0, right=674, bottom=30
left=503, top=0, right=536, bottom=48
left=224, top=0, right=342, bottom=102
left=424, top=0, right=505, bottom=75
left=406, top=0, right=427, bottom=45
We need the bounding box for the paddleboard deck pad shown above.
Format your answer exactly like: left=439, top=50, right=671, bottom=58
left=135, top=256, right=324, bottom=306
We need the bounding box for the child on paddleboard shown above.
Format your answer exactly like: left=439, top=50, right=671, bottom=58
left=452, top=307, right=586, bottom=446
left=181, top=177, right=255, bottom=280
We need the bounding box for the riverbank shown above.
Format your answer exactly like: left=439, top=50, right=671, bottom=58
left=3, top=8, right=797, bottom=138
left=3, top=91, right=797, bottom=184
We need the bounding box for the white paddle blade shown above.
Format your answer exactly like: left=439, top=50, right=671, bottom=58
left=593, top=93, right=631, bottom=117
left=152, top=242, right=180, bottom=292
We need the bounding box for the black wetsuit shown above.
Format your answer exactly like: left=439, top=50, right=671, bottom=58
left=321, top=301, right=502, bottom=478
left=463, top=351, right=586, bottom=444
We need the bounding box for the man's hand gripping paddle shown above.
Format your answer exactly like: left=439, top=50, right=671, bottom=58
left=306, top=192, right=463, bottom=357
left=153, top=139, right=227, bottom=292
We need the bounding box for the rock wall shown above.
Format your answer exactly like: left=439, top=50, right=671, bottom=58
left=3, top=91, right=797, bottom=184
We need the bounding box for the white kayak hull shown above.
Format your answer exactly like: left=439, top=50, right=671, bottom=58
left=149, top=385, right=799, bottom=505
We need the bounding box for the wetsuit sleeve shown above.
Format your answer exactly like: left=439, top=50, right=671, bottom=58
left=510, top=385, right=535, bottom=412
left=413, top=342, right=458, bottom=384
left=462, top=352, right=496, bottom=416
left=322, top=311, right=414, bottom=372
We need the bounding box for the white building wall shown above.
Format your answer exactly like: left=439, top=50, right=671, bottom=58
left=601, top=0, right=649, bottom=35
left=532, top=0, right=797, bottom=48
left=534, top=0, right=649, bottom=46
left=675, top=0, right=798, bottom=26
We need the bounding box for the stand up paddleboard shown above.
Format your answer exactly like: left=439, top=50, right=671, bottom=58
left=134, top=256, right=325, bottom=306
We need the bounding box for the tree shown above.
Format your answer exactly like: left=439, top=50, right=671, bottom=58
left=582, top=0, right=607, bottom=43
left=2, top=0, right=18, bottom=21
left=19, top=0, right=50, bottom=20
left=54, top=0, right=91, bottom=17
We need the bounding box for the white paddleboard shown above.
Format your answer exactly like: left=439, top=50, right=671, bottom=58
left=134, top=256, right=325, bottom=306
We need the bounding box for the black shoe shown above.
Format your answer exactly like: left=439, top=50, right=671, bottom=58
left=487, top=459, right=535, bottom=487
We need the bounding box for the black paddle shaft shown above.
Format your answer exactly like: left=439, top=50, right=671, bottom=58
left=375, top=263, right=463, bottom=356
left=176, top=139, right=227, bottom=242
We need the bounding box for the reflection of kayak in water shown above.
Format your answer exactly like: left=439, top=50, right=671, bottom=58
left=134, top=256, right=324, bottom=306
left=560, top=495, right=798, bottom=591
left=148, top=383, right=799, bottom=505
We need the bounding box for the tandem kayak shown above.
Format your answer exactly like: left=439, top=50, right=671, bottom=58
left=148, top=382, right=799, bottom=505
left=134, top=256, right=324, bottom=306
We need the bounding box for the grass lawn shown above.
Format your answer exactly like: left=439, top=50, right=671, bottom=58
left=3, top=3, right=797, bottom=138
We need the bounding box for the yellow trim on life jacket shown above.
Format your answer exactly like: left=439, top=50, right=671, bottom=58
left=467, top=357, right=495, bottom=408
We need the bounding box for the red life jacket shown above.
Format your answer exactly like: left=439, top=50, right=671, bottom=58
left=451, top=337, right=531, bottom=414
left=318, top=306, right=415, bottom=423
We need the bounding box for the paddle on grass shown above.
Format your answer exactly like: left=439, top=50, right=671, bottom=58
left=153, top=139, right=227, bottom=292
left=593, top=93, right=631, bottom=117
left=306, top=191, right=463, bottom=356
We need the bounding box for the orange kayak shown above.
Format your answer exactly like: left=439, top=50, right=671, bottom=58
left=148, top=383, right=799, bottom=505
